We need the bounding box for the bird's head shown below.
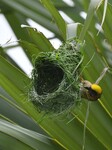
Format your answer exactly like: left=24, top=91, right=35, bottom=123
left=81, top=80, right=102, bottom=101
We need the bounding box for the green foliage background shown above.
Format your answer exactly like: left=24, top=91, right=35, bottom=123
left=0, top=0, right=112, bottom=150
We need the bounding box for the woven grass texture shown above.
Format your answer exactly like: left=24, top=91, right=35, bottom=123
left=30, top=39, right=84, bottom=114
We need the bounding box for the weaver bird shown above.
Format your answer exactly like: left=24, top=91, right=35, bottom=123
left=80, top=80, right=102, bottom=101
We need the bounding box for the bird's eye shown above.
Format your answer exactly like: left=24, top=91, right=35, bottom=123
left=84, top=87, right=90, bottom=90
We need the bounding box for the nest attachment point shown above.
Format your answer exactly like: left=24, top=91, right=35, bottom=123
left=30, top=39, right=84, bottom=114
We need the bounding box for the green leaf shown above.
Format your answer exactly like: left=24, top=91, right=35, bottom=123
left=0, top=93, right=47, bottom=135
left=0, top=119, right=64, bottom=150
left=0, top=55, right=30, bottom=94
left=39, top=114, right=107, bottom=150
left=21, top=25, right=55, bottom=52
left=97, top=2, right=112, bottom=66
left=0, top=132, right=33, bottom=150
left=40, top=0, right=66, bottom=40
left=75, top=100, right=112, bottom=149
left=19, top=40, right=41, bottom=63
left=79, top=0, right=103, bottom=41
left=0, top=56, right=34, bottom=115
left=4, top=12, right=30, bottom=42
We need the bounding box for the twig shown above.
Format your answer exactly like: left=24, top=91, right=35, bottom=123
left=95, top=67, right=109, bottom=84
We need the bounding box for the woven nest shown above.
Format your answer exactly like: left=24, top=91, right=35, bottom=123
left=30, top=39, right=84, bottom=114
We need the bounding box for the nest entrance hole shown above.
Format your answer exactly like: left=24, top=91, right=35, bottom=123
left=34, top=60, right=64, bottom=95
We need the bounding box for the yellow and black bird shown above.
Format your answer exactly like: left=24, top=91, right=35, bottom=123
left=80, top=80, right=102, bottom=101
